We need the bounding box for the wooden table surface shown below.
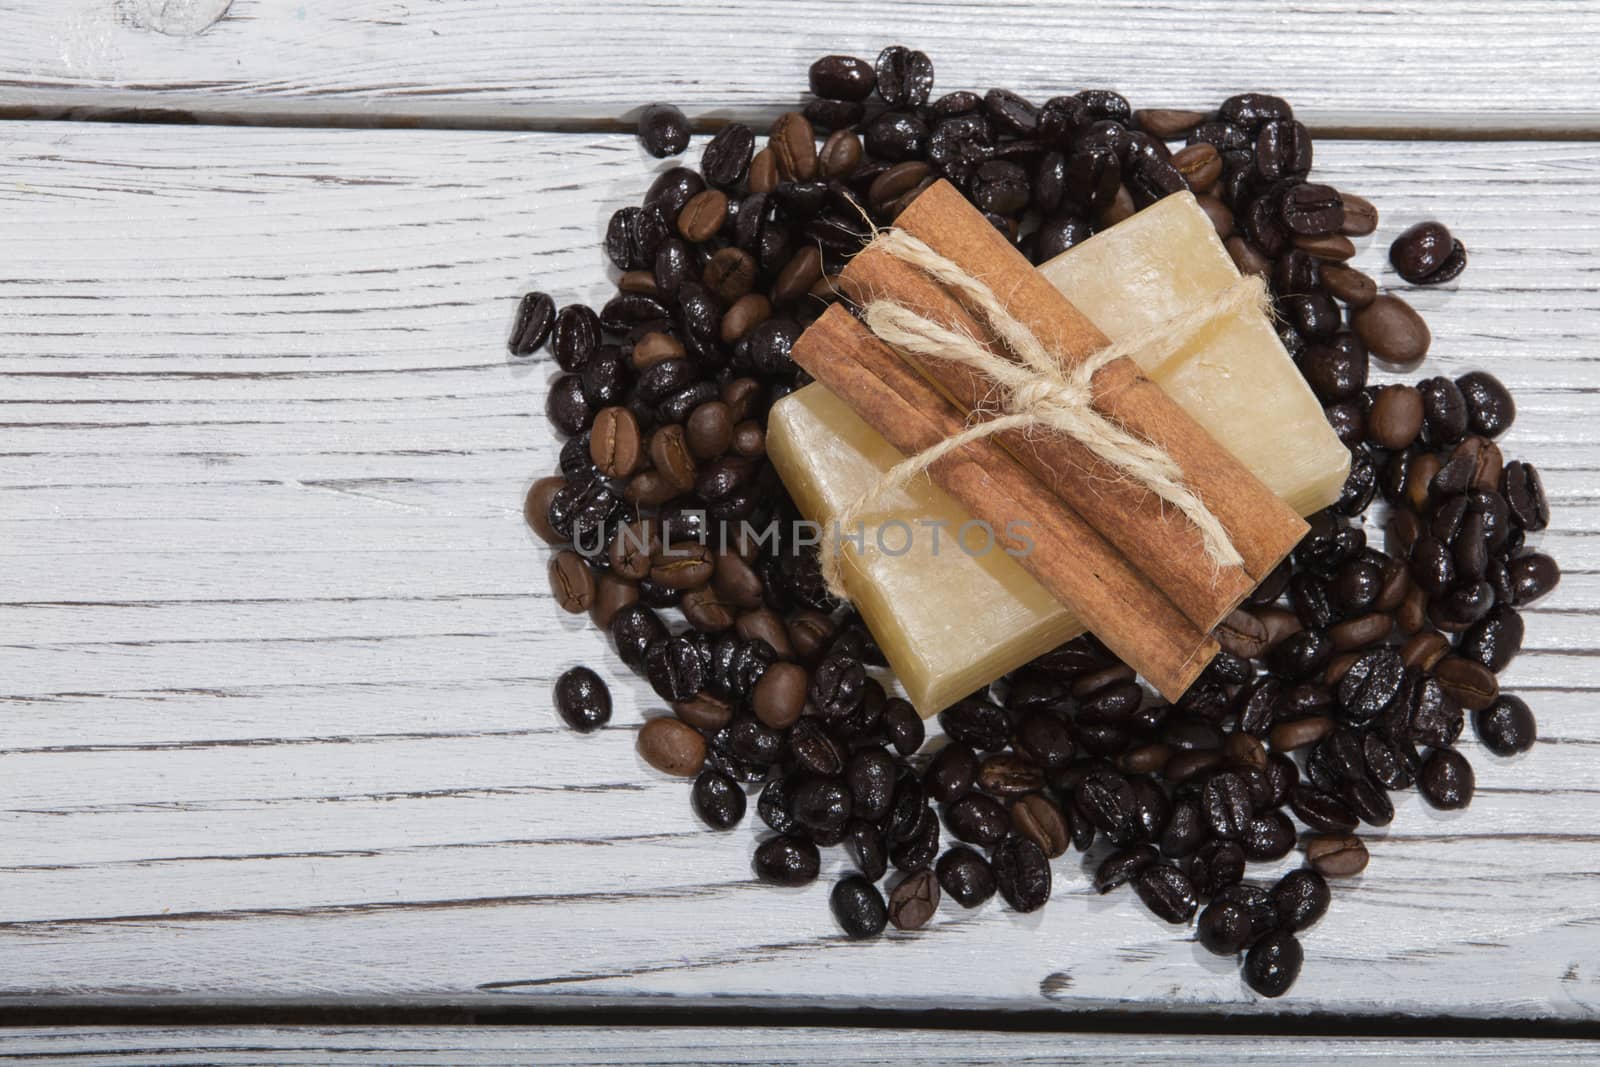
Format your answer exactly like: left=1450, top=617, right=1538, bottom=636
left=3, top=1, right=1599, bottom=1060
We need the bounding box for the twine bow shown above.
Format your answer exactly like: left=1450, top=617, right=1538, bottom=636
left=819, top=228, right=1271, bottom=601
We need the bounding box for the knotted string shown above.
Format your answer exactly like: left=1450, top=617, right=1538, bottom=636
left=819, top=228, right=1271, bottom=601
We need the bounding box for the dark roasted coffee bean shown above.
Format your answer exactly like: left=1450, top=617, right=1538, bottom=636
left=1188, top=838, right=1246, bottom=899
left=553, top=665, right=611, bottom=733
left=1256, top=119, right=1312, bottom=181
left=1198, top=899, right=1255, bottom=956
left=991, top=835, right=1051, bottom=913
left=1241, top=811, right=1296, bottom=862
left=936, top=846, right=995, bottom=908
left=809, top=54, right=877, bottom=101
left=945, top=793, right=1009, bottom=847
left=1159, top=799, right=1205, bottom=858
left=1506, top=553, right=1560, bottom=605
left=1459, top=605, right=1524, bottom=673
left=891, top=806, right=941, bottom=871
left=1390, top=220, right=1466, bottom=285
left=673, top=691, right=732, bottom=733
left=1298, top=342, right=1368, bottom=403
left=1503, top=461, right=1550, bottom=531
left=1201, top=771, right=1254, bottom=839
left=610, top=603, right=666, bottom=672
left=845, top=819, right=889, bottom=883
left=699, top=122, right=755, bottom=188
left=691, top=769, right=746, bottom=829
left=1476, top=694, right=1537, bottom=756
left=809, top=654, right=865, bottom=721
left=1219, top=92, right=1291, bottom=131
left=637, top=716, right=705, bottom=777
left=1135, top=864, right=1198, bottom=924
left=1094, top=843, right=1158, bottom=894
left=924, top=742, right=978, bottom=802
left=882, top=698, right=924, bottom=757
left=847, top=748, right=897, bottom=824
left=1290, top=784, right=1358, bottom=833
left=1279, top=182, right=1343, bottom=236
left=509, top=291, right=556, bottom=356
left=864, top=110, right=929, bottom=162
left=1420, top=747, right=1475, bottom=809
left=1414, top=375, right=1469, bottom=446
left=1271, top=869, right=1330, bottom=933
left=546, top=373, right=592, bottom=437
left=874, top=45, right=934, bottom=108
left=757, top=776, right=797, bottom=835
left=792, top=777, right=853, bottom=837
left=1014, top=711, right=1075, bottom=770
left=977, top=753, right=1044, bottom=798
left=755, top=834, right=819, bottom=886
left=1337, top=648, right=1404, bottom=723
left=638, top=103, right=690, bottom=158
left=1245, top=930, right=1303, bottom=998
left=938, top=697, right=1011, bottom=751
left=644, top=635, right=704, bottom=702
left=1457, top=371, right=1515, bottom=438
left=785, top=719, right=844, bottom=779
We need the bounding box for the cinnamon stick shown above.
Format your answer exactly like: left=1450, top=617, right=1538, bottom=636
left=843, top=180, right=1307, bottom=631
left=792, top=303, right=1218, bottom=700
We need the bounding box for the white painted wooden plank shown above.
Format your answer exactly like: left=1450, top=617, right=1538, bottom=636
left=0, top=123, right=1597, bottom=1018
left=2, top=1028, right=1596, bottom=1066
left=2, top=1, right=1599, bottom=132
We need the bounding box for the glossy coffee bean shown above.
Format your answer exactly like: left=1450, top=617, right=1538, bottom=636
left=1244, top=930, right=1303, bottom=998
left=1420, top=748, right=1475, bottom=809
left=1134, top=863, right=1199, bottom=924
left=755, top=834, right=820, bottom=886
left=1390, top=220, right=1467, bottom=285
left=691, top=769, right=746, bottom=829
left=1475, top=694, right=1537, bottom=755
left=1457, top=371, right=1515, bottom=439
left=638, top=103, right=691, bottom=158
left=553, top=666, right=611, bottom=732
left=1272, top=868, right=1330, bottom=932
left=1198, top=899, right=1254, bottom=956
left=992, top=835, right=1051, bottom=913
left=937, top=846, right=996, bottom=909
left=830, top=875, right=888, bottom=939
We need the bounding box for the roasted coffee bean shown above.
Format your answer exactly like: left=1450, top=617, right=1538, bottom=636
left=1503, top=461, right=1550, bottom=531
left=1321, top=263, right=1377, bottom=308
left=700, top=122, right=755, bottom=188
left=881, top=698, right=925, bottom=757
left=844, top=819, right=889, bottom=883
left=546, top=373, right=592, bottom=437
left=1133, top=863, right=1198, bottom=924
left=767, top=111, right=819, bottom=182
left=990, top=834, right=1050, bottom=913
left=809, top=54, right=877, bottom=101
left=1245, top=930, right=1303, bottom=998
left=649, top=541, right=714, bottom=590
left=757, top=776, right=798, bottom=836
left=1198, top=898, right=1256, bottom=956
left=1329, top=613, right=1394, bottom=653
left=1092, top=843, right=1156, bottom=895
left=637, top=716, right=706, bottom=777
left=874, top=45, right=934, bottom=108
left=937, top=697, right=1010, bottom=751
left=1354, top=295, right=1431, bottom=367
left=808, top=654, right=864, bottom=721
left=589, top=406, right=642, bottom=478
left=1306, top=832, right=1369, bottom=878
left=1458, top=605, right=1524, bottom=673
left=846, top=748, right=898, bottom=824
left=1475, top=694, right=1537, bottom=756
left=549, top=549, right=597, bottom=613
left=976, top=753, right=1044, bottom=798
left=937, top=845, right=996, bottom=908
left=1400, top=630, right=1451, bottom=673
left=792, top=777, right=853, bottom=837
left=1270, top=869, right=1330, bottom=934
left=1241, top=811, right=1297, bottom=862
left=1456, top=371, right=1515, bottom=438
left=747, top=661, right=805, bottom=730
left=1014, top=712, right=1075, bottom=770
left=864, top=110, right=929, bottom=162
left=819, top=128, right=864, bottom=179
left=1201, top=771, right=1254, bottom=839
left=1390, top=220, right=1466, bottom=285
left=1337, top=647, right=1405, bottom=723
left=1289, top=784, right=1358, bottom=834
left=1257, top=119, right=1312, bottom=180
left=677, top=189, right=729, bottom=242
left=673, top=692, right=732, bottom=734
left=1280, top=183, right=1343, bottom=236
left=1369, top=384, right=1424, bottom=450
left=691, top=769, right=746, bottom=829
left=755, top=834, right=820, bottom=886
left=1434, top=655, right=1500, bottom=712
left=638, top=103, right=690, bottom=158
left=924, top=742, right=979, bottom=802
left=509, top=291, right=556, bottom=356
left=1297, top=343, right=1368, bottom=403
left=644, top=635, right=704, bottom=702
left=1403, top=672, right=1465, bottom=748
left=1010, top=794, right=1071, bottom=858
left=524, top=476, right=567, bottom=545
left=553, top=665, right=611, bottom=733
left=591, top=573, right=641, bottom=629
left=1420, top=748, right=1475, bottom=809
left=1506, top=553, right=1560, bottom=605
left=886, top=867, right=941, bottom=931
left=609, top=603, right=666, bottom=673
left=1361, top=731, right=1413, bottom=790
left=891, top=806, right=941, bottom=871
left=945, top=793, right=1009, bottom=847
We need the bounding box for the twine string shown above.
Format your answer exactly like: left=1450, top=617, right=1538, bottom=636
left=819, top=228, right=1270, bottom=601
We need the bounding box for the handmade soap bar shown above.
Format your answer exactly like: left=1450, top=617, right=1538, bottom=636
left=767, top=192, right=1348, bottom=715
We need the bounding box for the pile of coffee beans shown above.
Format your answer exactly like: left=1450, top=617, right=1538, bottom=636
left=523, top=47, right=1557, bottom=998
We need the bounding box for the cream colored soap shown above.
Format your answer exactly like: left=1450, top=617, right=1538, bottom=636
left=767, top=192, right=1349, bottom=716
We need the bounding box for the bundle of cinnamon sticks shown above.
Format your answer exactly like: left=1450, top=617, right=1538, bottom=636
left=790, top=180, right=1307, bottom=699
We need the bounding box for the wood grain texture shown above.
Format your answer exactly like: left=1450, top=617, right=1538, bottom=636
left=2, top=1, right=1598, bottom=132
left=2, top=1027, right=1597, bottom=1065
left=1, top=122, right=1598, bottom=1018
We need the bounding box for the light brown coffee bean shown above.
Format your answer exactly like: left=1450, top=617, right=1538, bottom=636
left=869, top=161, right=932, bottom=211
left=1452, top=434, right=1504, bottom=493
left=1369, top=384, right=1424, bottom=450
left=1320, top=263, right=1377, bottom=307
left=650, top=541, right=714, bottom=590
left=1401, top=630, right=1451, bottom=671
left=549, top=549, right=596, bottom=613
left=1294, top=233, right=1356, bottom=261
left=722, top=377, right=760, bottom=422
left=1134, top=108, right=1208, bottom=139
left=590, top=406, right=643, bottom=478
left=753, top=661, right=808, bottom=730
left=787, top=610, right=836, bottom=662
left=631, top=330, right=685, bottom=370
left=681, top=585, right=736, bottom=632
left=1338, top=192, right=1379, bottom=236
left=713, top=549, right=764, bottom=609
left=524, top=476, right=566, bottom=544
left=1187, top=194, right=1229, bottom=239
left=720, top=293, right=771, bottom=344
left=1009, top=794, right=1070, bottom=859
left=1256, top=605, right=1304, bottom=649
left=677, top=189, right=729, bottom=242
left=1226, top=235, right=1272, bottom=279
left=773, top=245, right=824, bottom=304
left=624, top=469, right=679, bottom=508
left=608, top=518, right=657, bottom=580
left=1329, top=612, right=1395, bottom=652
left=818, top=128, right=863, bottom=179
left=638, top=717, right=706, bottom=777
left=702, top=246, right=757, bottom=303
left=673, top=691, right=733, bottom=732
left=1306, top=833, right=1369, bottom=877
left=1354, top=294, right=1431, bottom=367
left=1071, top=662, right=1137, bottom=699
left=1172, top=142, right=1222, bottom=193
left=1435, top=655, right=1500, bottom=711
left=1269, top=715, right=1334, bottom=752
left=1224, top=731, right=1268, bottom=771
left=590, top=572, right=639, bottom=629
left=1119, top=743, right=1173, bottom=776
left=888, top=868, right=941, bottom=931
left=736, top=608, right=794, bottom=659
left=1216, top=608, right=1270, bottom=659
left=748, top=147, right=779, bottom=193
left=685, top=400, right=734, bottom=459
left=769, top=111, right=818, bottom=181
left=618, top=269, right=660, bottom=296
left=650, top=424, right=697, bottom=490
left=977, top=753, right=1045, bottom=797
left=730, top=419, right=766, bottom=458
